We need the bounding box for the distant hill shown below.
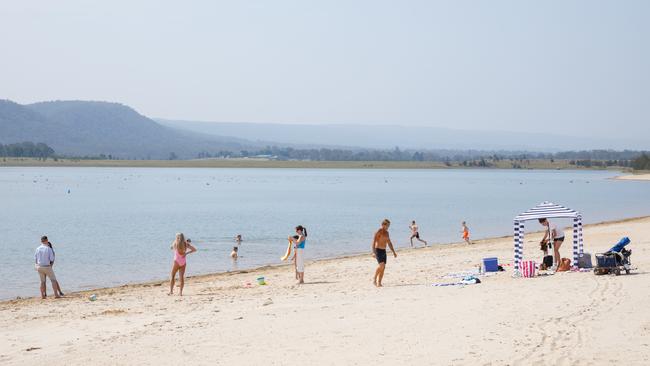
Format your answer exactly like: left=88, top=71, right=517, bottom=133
left=157, top=119, right=650, bottom=152
left=0, top=100, right=255, bottom=159
left=3, top=99, right=645, bottom=160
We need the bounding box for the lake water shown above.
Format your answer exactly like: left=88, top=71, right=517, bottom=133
left=1, top=167, right=648, bottom=300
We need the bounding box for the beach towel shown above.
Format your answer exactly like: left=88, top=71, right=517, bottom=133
left=433, top=282, right=466, bottom=287
left=434, top=276, right=481, bottom=287
left=442, top=270, right=496, bottom=279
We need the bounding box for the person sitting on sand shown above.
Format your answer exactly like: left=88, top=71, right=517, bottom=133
left=461, top=221, right=472, bottom=245
left=169, top=233, right=197, bottom=296
left=230, top=246, right=238, bottom=260
left=538, top=218, right=565, bottom=269
left=290, top=226, right=307, bottom=285
left=409, top=220, right=428, bottom=247
left=35, top=235, right=63, bottom=299
left=372, top=219, right=397, bottom=287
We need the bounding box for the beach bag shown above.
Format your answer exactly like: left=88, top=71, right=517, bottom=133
left=543, top=255, right=553, bottom=268
left=557, top=258, right=571, bottom=272
left=521, top=260, right=536, bottom=278
left=578, top=253, right=592, bottom=268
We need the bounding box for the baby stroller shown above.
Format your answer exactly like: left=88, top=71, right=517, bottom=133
left=594, top=237, right=633, bottom=276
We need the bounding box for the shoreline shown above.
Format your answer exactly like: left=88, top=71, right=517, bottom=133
left=614, top=173, right=650, bottom=181
left=0, top=157, right=626, bottom=170
left=6, top=214, right=648, bottom=305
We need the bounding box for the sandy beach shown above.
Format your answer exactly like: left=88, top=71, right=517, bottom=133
left=616, top=173, right=650, bottom=181
left=2, top=217, right=649, bottom=365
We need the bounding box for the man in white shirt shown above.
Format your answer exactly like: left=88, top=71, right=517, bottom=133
left=34, top=235, right=62, bottom=299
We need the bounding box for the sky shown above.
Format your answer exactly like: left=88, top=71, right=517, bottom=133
left=1, top=0, right=649, bottom=140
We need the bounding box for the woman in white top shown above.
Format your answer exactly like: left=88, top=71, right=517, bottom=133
left=538, top=218, right=565, bottom=268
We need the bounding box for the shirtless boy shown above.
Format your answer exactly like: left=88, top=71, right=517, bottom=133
left=372, top=219, right=397, bottom=287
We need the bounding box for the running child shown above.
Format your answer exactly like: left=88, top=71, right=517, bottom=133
left=409, top=220, right=428, bottom=247
left=461, top=221, right=472, bottom=245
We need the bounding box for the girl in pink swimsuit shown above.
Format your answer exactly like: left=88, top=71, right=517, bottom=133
left=169, top=233, right=197, bottom=296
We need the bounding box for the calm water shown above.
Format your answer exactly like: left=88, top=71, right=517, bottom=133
left=1, top=167, right=648, bottom=300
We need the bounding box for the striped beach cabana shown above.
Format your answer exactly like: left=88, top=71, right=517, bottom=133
left=513, top=201, right=583, bottom=275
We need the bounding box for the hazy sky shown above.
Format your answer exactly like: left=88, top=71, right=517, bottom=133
left=1, top=1, right=648, bottom=139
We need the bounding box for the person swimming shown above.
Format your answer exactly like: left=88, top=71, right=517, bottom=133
left=168, top=233, right=197, bottom=296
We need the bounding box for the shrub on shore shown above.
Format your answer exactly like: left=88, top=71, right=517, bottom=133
left=632, top=153, right=650, bottom=170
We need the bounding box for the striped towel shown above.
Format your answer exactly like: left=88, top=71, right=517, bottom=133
left=433, top=282, right=465, bottom=287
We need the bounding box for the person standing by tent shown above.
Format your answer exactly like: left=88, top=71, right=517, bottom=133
left=372, top=219, right=397, bottom=287
left=539, top=218, right=565, bottom=269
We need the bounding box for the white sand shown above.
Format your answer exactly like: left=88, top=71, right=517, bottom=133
left=615, top=174, right=650, bottom=181
left=2, top=217, right=649, bottom=365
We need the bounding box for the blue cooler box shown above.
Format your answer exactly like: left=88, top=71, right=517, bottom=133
left=483, top=257, right=499, bottom=272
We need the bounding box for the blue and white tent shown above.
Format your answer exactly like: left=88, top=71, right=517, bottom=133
left=513, top=201, right=584, bottom=274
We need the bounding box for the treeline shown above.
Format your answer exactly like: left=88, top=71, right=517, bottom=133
left=570, top=160, right=632, bottom=168
left=196, top=146, right=648, bottom=165
left=199, top=146, right=534, bottom=162
left=632, top=153, right=650, bottom=170
left=3, top=141, right=647, bottom=169
left=554, top=150, right=644, bottom=160
left=0, top=142, right=55, bottom=159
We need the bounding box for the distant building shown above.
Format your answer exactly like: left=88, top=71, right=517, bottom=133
left=250, top=154, right=278, bottom=160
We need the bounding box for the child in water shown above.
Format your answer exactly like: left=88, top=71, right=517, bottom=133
left=230, top=246, right=238, bottom=260
left=462, top=221, right=472, bottom=245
